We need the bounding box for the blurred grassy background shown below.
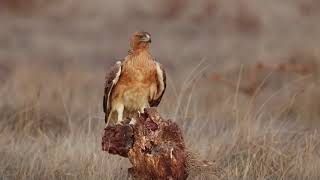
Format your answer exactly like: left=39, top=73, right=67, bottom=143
left=1, top=0, right=320, bottom=179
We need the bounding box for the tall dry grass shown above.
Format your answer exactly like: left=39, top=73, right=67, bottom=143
left=0, top=62, right=320, bottom=179
left=1, top=0, right=320, bottom=179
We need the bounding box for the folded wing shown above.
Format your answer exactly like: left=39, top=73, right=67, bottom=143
left=103, top=61, right=122, bottom=123
left=149, top=62, right=166, bottom=107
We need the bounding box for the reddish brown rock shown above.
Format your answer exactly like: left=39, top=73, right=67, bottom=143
left=102, top=124, right=133, bottom=158
left=102, top=108, right=188, bottom=180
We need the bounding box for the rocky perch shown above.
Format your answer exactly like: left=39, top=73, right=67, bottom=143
left=102, top=108, right=223, bottom=180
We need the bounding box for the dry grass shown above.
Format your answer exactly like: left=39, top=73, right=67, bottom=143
left=1, top=61, right=320, bottom=180
left=1, top=0, right=320, bottom=179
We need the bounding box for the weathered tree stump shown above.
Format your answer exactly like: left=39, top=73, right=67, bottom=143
left=102, top=108, right=188, bottom=180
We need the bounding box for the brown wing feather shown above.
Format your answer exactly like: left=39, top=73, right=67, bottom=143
left=149, top=62, right=166, bottom=107
left=103, top=61, right=122, bottom=123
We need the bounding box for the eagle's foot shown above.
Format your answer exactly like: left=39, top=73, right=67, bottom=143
left=129, top=118, right=136, bottom=125
left=115, top=121, right=125, bottom=126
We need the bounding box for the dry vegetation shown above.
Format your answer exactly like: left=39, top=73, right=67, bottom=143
left=1, top=0, right=320, bottom=179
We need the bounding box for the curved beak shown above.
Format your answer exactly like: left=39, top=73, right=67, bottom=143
left=141, top=34, right=151, bottom=43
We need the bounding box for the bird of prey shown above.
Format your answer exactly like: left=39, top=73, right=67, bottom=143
left=103, top=31, right=166, bottom=126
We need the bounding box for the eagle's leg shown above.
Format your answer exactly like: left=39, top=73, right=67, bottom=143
left=116, top=104, right=124, bottom=125
left=129, top=104, right=150, bottom=125
left=139, top=103, right=150, bottom=114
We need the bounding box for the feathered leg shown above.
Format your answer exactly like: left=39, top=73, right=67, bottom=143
left=116, top=104, right=124, bottom=125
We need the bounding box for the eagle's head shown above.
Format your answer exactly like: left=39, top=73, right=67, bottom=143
left=130, top=31, right=152, bottom=51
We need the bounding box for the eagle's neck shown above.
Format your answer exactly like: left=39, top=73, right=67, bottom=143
left=126, top=49, right=153, bottom=67
left=128, top=47, right=149, bottom=55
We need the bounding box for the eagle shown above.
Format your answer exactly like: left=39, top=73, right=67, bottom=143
left=103, top=31, right=166, bottom=126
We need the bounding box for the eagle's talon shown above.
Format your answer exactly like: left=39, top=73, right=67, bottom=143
left=129, top=118, right=137, bottom=125
left=116, top=121, right=124, bottom=126
left=104, top=123, right=110, bottom=128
